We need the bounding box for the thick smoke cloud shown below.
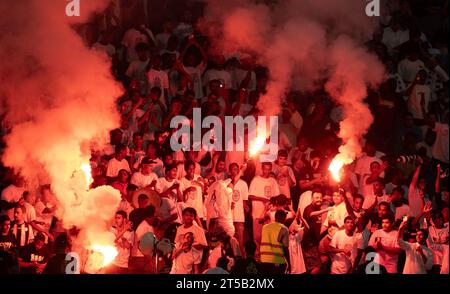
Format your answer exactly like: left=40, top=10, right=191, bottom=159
left=202, top=0, right=385, bottom=163
left=0, top=0, right=121, bottom=256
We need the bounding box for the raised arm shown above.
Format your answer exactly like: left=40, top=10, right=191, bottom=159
left=397, top=219, right=408, bottom=244
left=412, top=202, right=432, bottom=227
left=409, top=159, right=423, bottom=190
left=343, top=192, right=356, bottom=219
left=309, top=206, right=333, bottom=218
left=124, top=97, right=144, bottom=121
left=435, top=164, right=442, bottom=193
left=137, top=102, right=156, bottom=127
left=299, top=177, right=326, bottom=190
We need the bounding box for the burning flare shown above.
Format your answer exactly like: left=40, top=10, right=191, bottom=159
left=328, top=158, right=344, bottom=182
left=249, top=131, right=267, bottom=158
left=84, top=243, right=118, bottom=273
left=80, top=163, right=93, bottom=189
left=91, top=244, right=118, bottom=267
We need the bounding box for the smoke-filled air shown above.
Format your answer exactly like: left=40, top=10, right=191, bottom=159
left=202, top=0, right=385, bottom=167
left=0, top=0, right=122, bottom=270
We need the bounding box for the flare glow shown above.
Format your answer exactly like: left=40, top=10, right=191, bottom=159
left=328, top=158, right=344, bottom=182
left=249, top=131, right=267, bottom=157
left=80, top=163, right=93, bottom=189
left=91, top=244, right=118, bottom=268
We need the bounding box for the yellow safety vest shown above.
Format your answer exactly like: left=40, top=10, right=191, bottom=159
left=260, top=222, right=286, bottom=264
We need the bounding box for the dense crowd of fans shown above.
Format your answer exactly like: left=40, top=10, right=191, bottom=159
left=0, top=0, right=448, bottom=274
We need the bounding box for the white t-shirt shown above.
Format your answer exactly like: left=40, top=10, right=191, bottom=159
left=368, top=229, right=400, bottom=273
left=213, top=179, right=235, bottom=237
left=298, top=191, right=313, bottom=216
left=1, top=185, right=25, bottom=203
left=147, top=69, right=169, bottom=91
left=397, top=58, right=425, bottom=84
left=393, top=204, right=410, bottom=220
left=34, top=201, right=54, bottom=230
left=23, top=202, right=36, bottom=224
left=324, top=202, right=349, bottom=228
left=249, top=176, right=280, bottom=219
left=132, top=221, right=154, bottom=257
left=122, top=28, right=153, bottom=62
left=170, top=247, right=202, bottom=274
left=130, top=171, right=159, bottom=189
left=205, top=181, right=220, bottom=222
left=157, top=197, right=181, bottom=224
left=133, top=156, right=164, bottom=175
left=382, top=27, right=409, bottom=53
left=111, top=227, right=134, bottom=268
left=157, top=177, right=180, bottom=202
left=330, top=230, right=364, bottom=274
left=182, top=63, right=206, bottom=99
left=175, top=224, right=208, bottom=249
left=207, top=237, right=241, bottom=269
left=289, top=228, right=306, bottom=274
left=272, top=164, right=295, bottom=199
left=408, top=84, right=430, bottom=120
left=362, top=185, right=390, bottom=210
left=432, top=123, right=449, bottom=163
left=180, top=175, right=205, bottom=219
left=427, top=225, right=449, bottom=265
left=12, top=223, right=34, bottom=247
left=147, top=69, right=169, bottom=104
left=106, top=158, right=131, bottom=177
left=397, top=240, right=433, bottom=274
left=231, top=179, right=249, bottom=223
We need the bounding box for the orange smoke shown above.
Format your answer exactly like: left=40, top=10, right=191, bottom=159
left=0, top=0, right=122, bottom=273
